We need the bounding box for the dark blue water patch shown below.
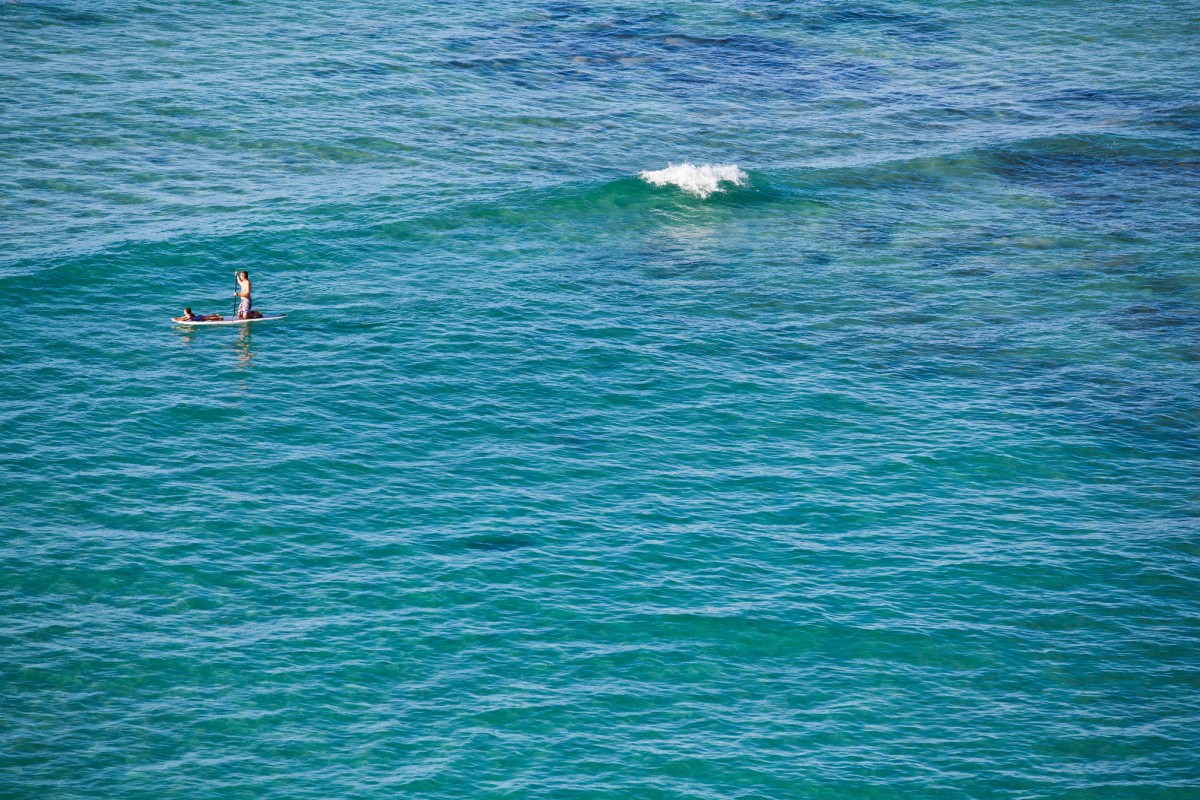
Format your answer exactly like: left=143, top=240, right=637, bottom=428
left=1036, top=365, right=1200, bottom=453
left=651, top=32, right=795, bottom=55
left=912, top=101, right=1042, bottom=127
left=656, top=32, right=823, bottom=71
left=804, top=251, right=834, bottom=268
left=440, top=56, right=525, bottom=72
left=589, top=8, right=679, bottom=31
left=296, top=22, right=407, bottom=42
left=2, top=1, right=120, bottom=28
left=985, top=134, right=1184, bottom=184
left=835, top=216, right=898, bottom=248
left=946, top=265, right=994, bottom=277
left=1134, top=273, right=1195, bottom=302
left=917, top=247, right=980, bottom=273
left=541, top=0, right=594, bottom=21
left=727, top=1, right=907, bottom=31
left=805, top=154, right=973, bottom=196
left=657, top=66, right=720, bottom=89
left=1142, top=103, right=1200, bottom=133
left=1029, top=86, right=1148, bottom=114
left=820, top=59, right=890, bottom=93
left=447, top=534, right=539, bottom=553
left=637, top=256, right=730, bottom=284
left=1084, top=253, right=1147, bottom=277
left=981, top=134, right=1200, bottom=241
left=306, top=60, right=401, bottom=80
left=429, top=9, right=830, bottom=104
left=643, top=33, right=824, bottom=97
left=1109, top=303, right=1200, bottom=333
left=911, top=57, right=960, bottom=71
left=791, top=1, right=955, bottom=43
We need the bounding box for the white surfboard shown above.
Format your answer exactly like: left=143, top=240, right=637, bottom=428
left=172, top=314, right=286, bottom=327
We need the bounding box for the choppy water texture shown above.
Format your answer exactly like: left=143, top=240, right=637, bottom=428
left=2, top=1, right=1199, bottom=797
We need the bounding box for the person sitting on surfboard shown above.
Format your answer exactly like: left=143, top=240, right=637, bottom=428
left=173, top=307, right=224, bottom=322
left=234, top=270, right=263, bottom=319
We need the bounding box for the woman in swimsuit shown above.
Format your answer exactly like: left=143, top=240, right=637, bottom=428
left=173, top=307, right=223, bottom=322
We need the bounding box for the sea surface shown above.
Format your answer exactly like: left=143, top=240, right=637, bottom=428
left=2, top=1, right=1199, bottom=798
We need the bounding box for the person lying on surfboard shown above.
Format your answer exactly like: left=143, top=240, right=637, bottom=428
left=173, top=307, right=224, bottom=322
left=234, top=270, right=263, bottom=319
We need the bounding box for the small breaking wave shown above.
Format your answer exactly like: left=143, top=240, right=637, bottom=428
left=638, top=162, right=749, bottom=199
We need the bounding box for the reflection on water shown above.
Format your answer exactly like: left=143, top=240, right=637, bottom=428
left=171, top=325, right=255, bottom=371
left=234, top=327, right=254, bottom=369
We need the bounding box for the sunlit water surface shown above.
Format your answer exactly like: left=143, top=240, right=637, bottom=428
left=2, top=1, right=1198, bottom=798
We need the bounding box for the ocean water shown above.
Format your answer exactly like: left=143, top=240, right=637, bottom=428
left=2, top=0, right=1199, bottom=797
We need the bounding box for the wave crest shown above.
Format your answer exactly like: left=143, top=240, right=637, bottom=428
left=638, top=162, right=748, bottom=198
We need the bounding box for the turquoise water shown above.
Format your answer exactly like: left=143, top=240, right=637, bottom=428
left=2, top=1, right=1199, bottom=797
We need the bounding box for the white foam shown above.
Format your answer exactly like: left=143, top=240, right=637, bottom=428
left=638, top=162, right=748, bottom=199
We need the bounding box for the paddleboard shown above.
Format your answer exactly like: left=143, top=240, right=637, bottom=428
left=173, top=314, right=286, bottom=327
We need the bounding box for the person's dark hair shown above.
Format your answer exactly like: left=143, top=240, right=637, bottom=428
left=240, top=271, right=249, bottom=279
left=184, top=307, right=192, bottom=314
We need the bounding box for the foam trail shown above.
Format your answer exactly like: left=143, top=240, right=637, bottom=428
left=638, top=162, right=748, bottom=199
